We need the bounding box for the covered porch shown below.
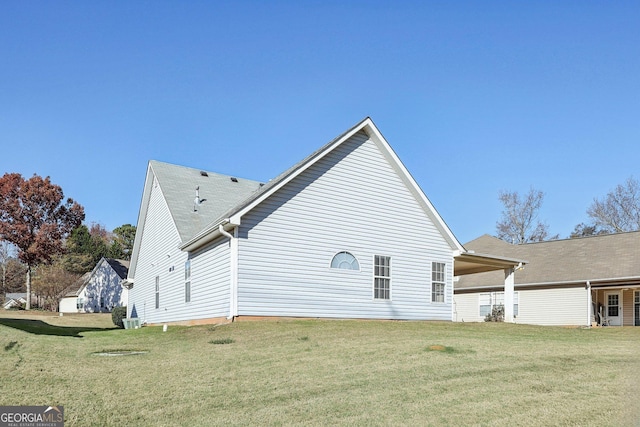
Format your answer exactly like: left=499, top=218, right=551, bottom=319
left=454, top=251, right=526, bottom=323
left=591, top=281, right=640, bottom=327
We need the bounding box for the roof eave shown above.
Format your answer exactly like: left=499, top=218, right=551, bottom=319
left=454, top=251, right=527, bottom=276
left=180, top=219, right=238, bottom=252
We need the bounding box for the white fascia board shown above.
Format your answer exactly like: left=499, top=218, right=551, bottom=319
left=363, top=120, right=465, bottom=253
left=128, top=162, right=155, bottom=279
left=180, top=219, right=238, bottom=252
left=229, top=119, right=371, bottom=225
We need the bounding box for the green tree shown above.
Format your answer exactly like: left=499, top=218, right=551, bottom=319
left=64, top=224, right=109, bottom=274
left=0, top=173, right=84, bottom=309
left=110, top=224, right=136, bottom=261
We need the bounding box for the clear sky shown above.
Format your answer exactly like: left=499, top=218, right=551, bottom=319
left=1, top=1, right=638, bottom=244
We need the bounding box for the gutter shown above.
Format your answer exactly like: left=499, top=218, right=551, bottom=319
left=455, top=276, right=640, bottom=293
left=217, top=224, right=239, bottom=321
left=180, top=219, right=240, bottom=252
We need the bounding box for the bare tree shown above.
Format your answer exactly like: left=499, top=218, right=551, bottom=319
left=587, top=177, right=640, bottom=233
left=32, top=259, right=81, bottom=311
left=496, top=187, right=556, bottom=244
left=0, top=240, right=14, bottom=295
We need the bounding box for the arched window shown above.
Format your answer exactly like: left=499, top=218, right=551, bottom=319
left=331, top=251, right=360, bottom=270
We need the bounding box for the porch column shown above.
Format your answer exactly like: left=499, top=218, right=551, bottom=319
left=586, top=281, right=592, bottom=327
left=504, top=268, right=515, bottom=323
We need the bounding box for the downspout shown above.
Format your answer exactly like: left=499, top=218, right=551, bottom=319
left=586, top=281, right=592, bottom=327
left=219, top=224, right=238, bottom=320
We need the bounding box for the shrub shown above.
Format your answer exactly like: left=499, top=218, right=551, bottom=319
left=484, top=305, right=504, bottom=322
left=112, top=306, right=127, bottom=329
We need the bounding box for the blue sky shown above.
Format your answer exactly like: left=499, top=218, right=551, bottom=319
left=1, top=1, right=638, bottom=244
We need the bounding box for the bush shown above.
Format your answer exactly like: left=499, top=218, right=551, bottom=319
left=112, top=306, right=127, bottom=329
left=484, top=305, right=504, bottom=322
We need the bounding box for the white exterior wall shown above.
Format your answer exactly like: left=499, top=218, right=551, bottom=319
left=59, top=297, right=79, bottom=313
left=453, top=292, right=482, bottom=323
left=237, top=132, right=454, bottom=320
left=83, top=259, right=126, bottom=313
left=454, top=286, right=589, bottom=326
left=128, top=176, right=188, bottom=324
left=186, top=238, right=231, bottom=319
left=129, top=175, right=232, bottom=323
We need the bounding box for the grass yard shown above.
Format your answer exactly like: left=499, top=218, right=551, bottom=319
left=1, top=311, right=639, bottom=426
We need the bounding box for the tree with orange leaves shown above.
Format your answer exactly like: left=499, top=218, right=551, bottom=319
left=0, top=173, right=84, bottom=309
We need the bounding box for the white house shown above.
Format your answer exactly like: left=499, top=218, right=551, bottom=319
left=454, top=232, right=640, bottom=327
left=59, top=258, right=129, bottom=313
left=125, top=118, right=519, bottom=325
left=3, top=293, right=27, bottom=310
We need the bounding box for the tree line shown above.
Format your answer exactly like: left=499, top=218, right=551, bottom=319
left=496, top=176, right=640, bottom=244
left=0, top=173, right=135, bottom=311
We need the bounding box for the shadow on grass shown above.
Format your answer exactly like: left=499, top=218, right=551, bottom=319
left=0, top=318, right=117, bottom=338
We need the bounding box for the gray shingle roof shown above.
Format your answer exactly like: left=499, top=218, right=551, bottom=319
left=105, top=258, right=130, bottom=280
left=61, top=272, right=91, bottom=297
left=149, top=161, right=264, bottom=242
left=456, top=232, right=640, bottom=290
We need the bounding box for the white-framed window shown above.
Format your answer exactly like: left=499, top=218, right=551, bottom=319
left=431, top=262, right=446, bottom=303
left=373, top=255, right=391, bottom=300
left=330, top=251, right=360, bottom=270
left=607, top=294, right=620, bottom=317
left=155, top=276, right=160, bottom=309
left=185, top=260, right=191, bottom=303
left=479, top=292, right=519, bottom=317
left=76, top=298, right=84, bottom=310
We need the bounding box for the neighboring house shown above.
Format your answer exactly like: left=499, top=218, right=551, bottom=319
left=126, top=117, right=519, bottom=325
left=59, top=258, right=129, bottom=313
left=59, top=272, right=91, bottom=313
left=3, top=293, right=27, bottom=310
left=454, top=232, right=640, bottom=327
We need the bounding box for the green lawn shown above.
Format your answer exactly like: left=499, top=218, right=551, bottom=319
left=1, top=311, right=639, bottom=426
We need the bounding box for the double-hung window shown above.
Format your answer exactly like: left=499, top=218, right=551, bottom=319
left=185, top=260, right=191, bottom=303
left=374, top=255, right=391, bottom=300
left=431, top=262, right=446, bottom=303
left=479, top=292, right=519, bottom=317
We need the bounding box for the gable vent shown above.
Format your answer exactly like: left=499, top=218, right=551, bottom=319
left=200, top=171, right=208, bottom=177
left=230, top=177, right=238, bottom=183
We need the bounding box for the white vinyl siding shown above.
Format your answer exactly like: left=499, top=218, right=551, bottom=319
left=454, top=286, right=588, bottom=326
left=237, top=131, right=454, bottom=320
left=129, top=166, right=235, bottom=324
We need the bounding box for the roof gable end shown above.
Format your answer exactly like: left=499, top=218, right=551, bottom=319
left=182, top=117, right=464, bottom=252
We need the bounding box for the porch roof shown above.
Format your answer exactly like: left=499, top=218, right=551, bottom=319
left=454, top=251, right=525, bottom=276
left=455, top=231, right=640, bottom=291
